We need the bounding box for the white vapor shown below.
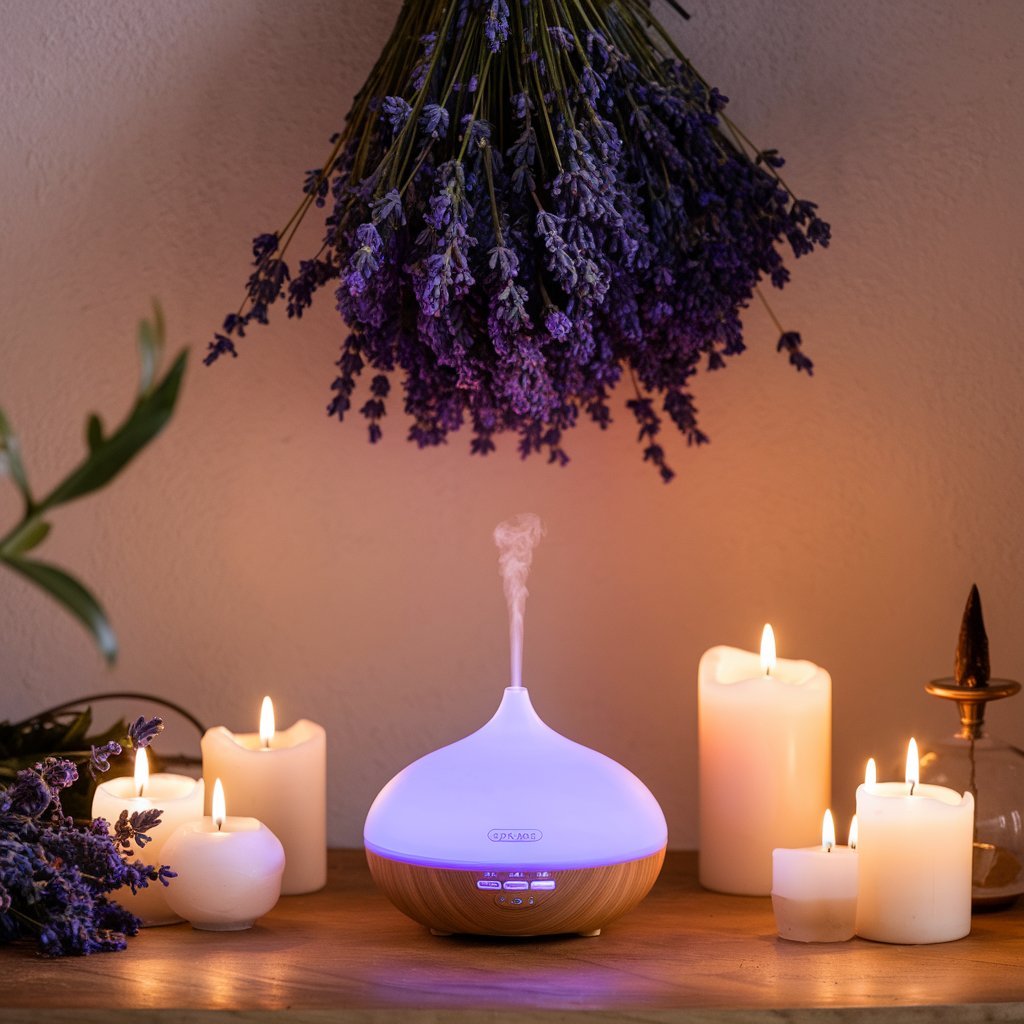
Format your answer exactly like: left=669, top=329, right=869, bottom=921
left=493, top=513, right=544, bottom=688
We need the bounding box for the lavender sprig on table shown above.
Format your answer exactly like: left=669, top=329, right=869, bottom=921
left=208, top=0, right=829, bottom=480
left=0, top=719, right=174, bottom=957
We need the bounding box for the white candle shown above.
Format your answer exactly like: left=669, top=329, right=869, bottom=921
left=772, top=809, right=859, bottom=942
left=855, top=738, right=975, bottom=944
left=161, top=779, right=285, bottom=931
left=91, top=748, right=204, bottom=926
left=201, top=697, right=326, bottom=894
left=698, top=625, right=831, bottom=894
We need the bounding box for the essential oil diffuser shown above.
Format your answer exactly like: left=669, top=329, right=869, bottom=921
left=364, top=515, right=667, bottom=937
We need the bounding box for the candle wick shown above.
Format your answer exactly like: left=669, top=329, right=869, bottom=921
left=262, top=738, right=270, bottom=750
left=826, top=842, right=833, bottom=853
left=909, top=781, right=916, bottom=796
left=137, top=784, right=144, bottom=798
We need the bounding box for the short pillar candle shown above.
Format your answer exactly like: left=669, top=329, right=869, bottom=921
left=162, top=778, right=285, bottom=931
left=201, top=697, right=326, bottom=894
left=772, top=810, right=859, bottom=942
left=698, top=625, right=831, bottom=894
left=91, top=749, right=204, bottom=925
left=855, top=739, right=974, bottom=944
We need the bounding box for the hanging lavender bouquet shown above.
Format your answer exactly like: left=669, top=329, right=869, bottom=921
left=208, top=0, right=829, bottom=480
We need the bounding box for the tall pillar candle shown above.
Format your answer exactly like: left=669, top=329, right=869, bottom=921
left=698, top=625, right=831, bottom=894
left=855, top=739, right=974, bottom=944
left=91, top=749, right=205, bottom=925
left=201, top=697, right=326, bottom=894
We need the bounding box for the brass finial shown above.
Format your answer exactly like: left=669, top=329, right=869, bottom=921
left=955, top=584, right=990, bottom=689
left=926, top=584, right=1020, bottom=739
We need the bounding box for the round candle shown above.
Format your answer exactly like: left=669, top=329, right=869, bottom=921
left=855, top=739, right=974, bottom=944
left=772, top=810, right=859, bottom=943
left=698, top=625, right=831, bottom=894
left=91, top=749, right=204, bottom=926
left=162, top=778, right=285, bottom=931
left=201, top=697, right=326, bottom=894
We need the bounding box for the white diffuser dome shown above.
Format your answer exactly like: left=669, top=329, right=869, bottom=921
left=364, top=686, right=667, bottom=937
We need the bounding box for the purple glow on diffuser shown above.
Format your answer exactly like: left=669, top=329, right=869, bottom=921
left=363, top=687, right=668, bottom=870
left=493, top=513, right=544, bottom=688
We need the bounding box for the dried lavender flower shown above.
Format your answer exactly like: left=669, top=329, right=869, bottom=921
left=127, top=715, right=163, bottom=750
left=1, top=742, right=174, bottom=955
left=208, top=0, right=829, bottom=479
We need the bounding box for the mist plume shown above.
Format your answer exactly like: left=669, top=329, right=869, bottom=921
left=493, top=513, right=544, bottom=688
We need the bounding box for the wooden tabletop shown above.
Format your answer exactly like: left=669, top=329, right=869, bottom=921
left=2, top=850, right=1024, bottom=1023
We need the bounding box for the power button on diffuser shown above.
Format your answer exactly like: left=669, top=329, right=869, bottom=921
left=496, top=894, right=536, bottom=908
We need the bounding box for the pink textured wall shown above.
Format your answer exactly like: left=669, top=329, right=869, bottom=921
left=2, top=0, right=1023, bottom=846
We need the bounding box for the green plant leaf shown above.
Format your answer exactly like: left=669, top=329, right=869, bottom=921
left=137, top=312, right=163, bottom=396
left=0, top=518, right=51, bottom=557
left=60, top=706, right=93, bottom=749
left=0, top=407, right=33, bottom=507
left=86, top=414, right=104, bottom=452
left=4, top=556, right=117, bottom=663
left=41, top=348, right=187, bottom=510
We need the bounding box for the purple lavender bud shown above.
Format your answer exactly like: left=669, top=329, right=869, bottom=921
left=777, top=331, right=814, bottom=374
left=419, top=103, right=450, bottom=139
left=88, top=742, right=121, bottom=778
left=250, top=233, right=278, bottom=264
left=38, top=757, right=78, bottom=791
left=544, top=309, right=572, bottom=339
left=127, top=716, right=163, bottom=750
left=548, top=26, right=574, bottom=50
left=380, top=95, right=412, bottom=133
left=370, top=189, right=405, bottom=226
left=484, top=0, right=510, bottom=52
left=7, top=770, right=52, bottom=817
left=511, top=92, right=532, bottom=120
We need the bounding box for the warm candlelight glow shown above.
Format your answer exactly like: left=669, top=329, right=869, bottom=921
left=905, top=737, right=920, bottom=791
left=759, top=623, right=777, bottom=676
left=848, top=815, right=858, bottom=849
left=865, top=757, right=877, bottom=786
left=822, top=808, right=836, bottom=851
left=212, top=778, right=226, bottom=831
left=134, top=747, right=149, bottom=797
left=259, top=696, right=275, bottom=749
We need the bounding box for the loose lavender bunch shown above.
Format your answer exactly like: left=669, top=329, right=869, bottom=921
left=0, top=716, right=174, bottom=956
left=208, top=0, right=829, bottom=480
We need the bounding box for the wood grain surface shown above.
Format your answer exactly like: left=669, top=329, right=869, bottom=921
left=366, top=848, right=665, bottom=936
left=2, top=850, right=1024, bottom=1023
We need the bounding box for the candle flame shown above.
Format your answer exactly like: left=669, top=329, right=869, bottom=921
left=848, top=815, right=858, bottom=850
left=905, top=737, right=920, bottom=791
left=212, top=777, right=226, bottom=831
left=822, top=808, right=836, bottom=851
left=134, top=747, right=149, bottom=797
left=259, top=696, right=275, bottom=749
left=759, top=623, right=777, bottom=676
left=865, top=757, right=877, bottom=786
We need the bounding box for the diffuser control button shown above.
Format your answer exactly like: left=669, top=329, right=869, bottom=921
left=503, top=881, right=529, bottom=890
left=530, top=880, right=556, bottom=891
left=476, top=880, right=502, bottom=890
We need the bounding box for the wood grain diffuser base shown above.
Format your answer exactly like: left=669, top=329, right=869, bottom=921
left=364, top=685, right=667, bottom=937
